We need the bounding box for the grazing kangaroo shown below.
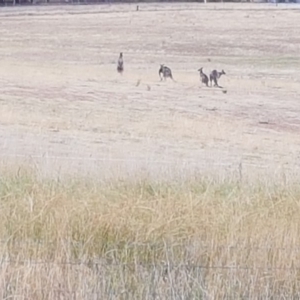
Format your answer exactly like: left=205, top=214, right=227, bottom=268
left=159, top=64, right=175, bottom=81
left=209, top=69, right=226, bottom=87
left=117, top=52, right=124, bottom=74
left=198, top=67, right=209, bottom=87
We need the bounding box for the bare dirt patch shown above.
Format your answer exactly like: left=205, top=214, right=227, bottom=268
left=0, top=3, right=300, bottom=178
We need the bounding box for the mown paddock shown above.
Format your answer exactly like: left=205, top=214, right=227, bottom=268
left=0, top=3, right=300, bottom=179
left=0, top=3, right=300, bottom=299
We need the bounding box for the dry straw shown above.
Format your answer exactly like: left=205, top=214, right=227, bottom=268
left=0, top=165, right=299, bottom=298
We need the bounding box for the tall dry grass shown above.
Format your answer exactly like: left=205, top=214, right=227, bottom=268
left=0, top=166, right=300, bottom=299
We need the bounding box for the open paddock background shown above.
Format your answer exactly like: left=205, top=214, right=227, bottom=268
left=0, top=3, right=300, bottom=179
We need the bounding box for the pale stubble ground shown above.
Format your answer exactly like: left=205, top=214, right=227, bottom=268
left=0, top=3, right=300, bottom=179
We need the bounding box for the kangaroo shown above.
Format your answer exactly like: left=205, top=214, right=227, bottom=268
left=198, top=67, right=209, bottom=87
left=117, top=52, right=124, bottom=74
left=209, top=69, right=226, bottom=87
left=159, top=64, right=175, bottom=81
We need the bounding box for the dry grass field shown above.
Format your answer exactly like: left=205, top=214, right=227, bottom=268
left=1, top=2, right=300, bottom=299
left=0, top=2, right=300, bottom=178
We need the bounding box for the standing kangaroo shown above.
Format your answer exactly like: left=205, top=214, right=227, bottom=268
left=198, top=67, right=209, bottom=87
left=159, top=64, right=175, bottom=81
left=209, top=69, right=226, bottom=87
left=117, top=52, right=124, bottom=74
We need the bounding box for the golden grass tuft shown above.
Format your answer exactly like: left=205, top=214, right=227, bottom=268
left=0, top=167, right=300, bottom=298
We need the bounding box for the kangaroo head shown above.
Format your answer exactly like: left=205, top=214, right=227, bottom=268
left=159, top=65, right=164, bottom=74
left=221, top=70, right=226, bottom=75
left=198, top=67, right=203, bottom=72
left=119, top=52, right=123, bottom=58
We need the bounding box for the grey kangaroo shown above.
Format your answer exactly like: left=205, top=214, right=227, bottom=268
left=209, top=69, right=226, bottom=87
left=198, top=67, right=209, bottom=87
left=117, top=52, right=124, bottom=74
left=159, top=64, right=175, bottom=81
